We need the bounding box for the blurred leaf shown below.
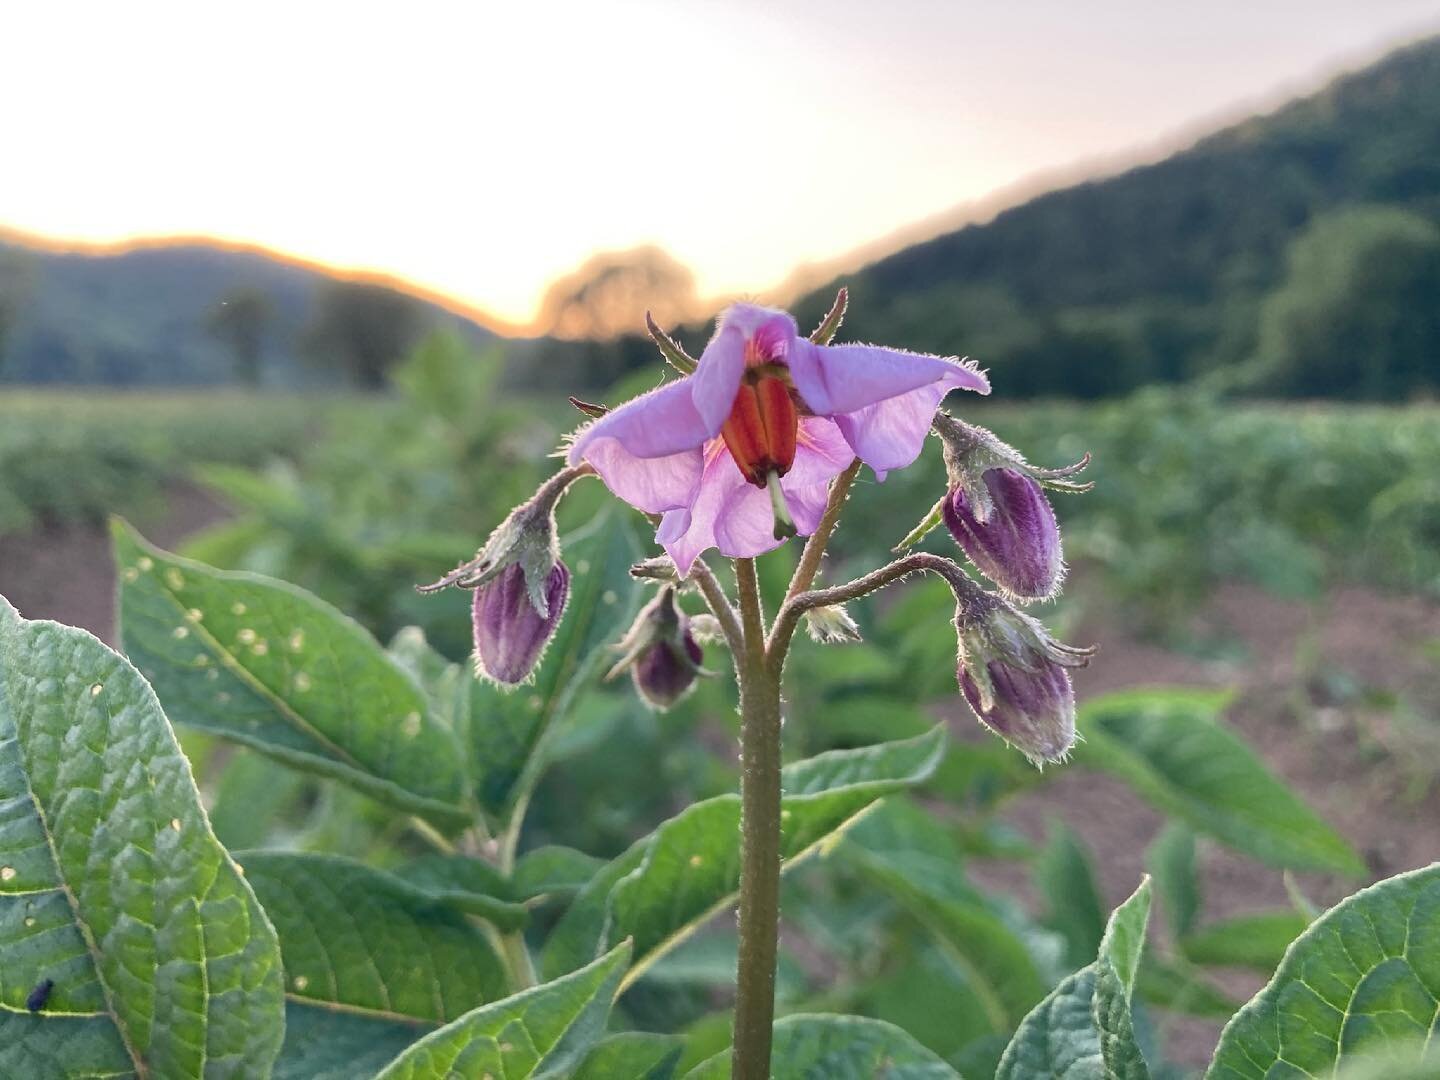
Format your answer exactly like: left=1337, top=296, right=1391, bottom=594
left=1181, top=911, right=1309, bottom=974
left=113, top=519, right=471, bottom=825
left=997, top=877, right=1153, bottom=1080
left=637, top=930, right=807, bottom=1002
left=274, top=1003, right=424, bottom=1080
left=1135, top=958, right=1240, bottom=1020
left=1207, top=864, right=1440, bottom=1078
left=1146, top=823, right=1200, bottom=940
left=239, top=852, right=510, bottom=1021
left=207, top=746, right=307, bottom=850
left=1036, top=823, right=1109, bottom=968
left=373, top=943, right=630, bottom=1079
left=469, top=508, right=644, bottom=821
left=575, top=1032, right=684, bottom=1080
left=389, top=853, right=530, bottom=931
left=1075, top=688, right=1364, bottom=874
left=513, top=845, right=606, bottom=900
left=541, top=727, right=947, bottom=985
left=0, top=595, right=285, bottom=1077
left=844, top=798, right=1053, bottom=1030
left=685, top=1014, right=961, bottom=1079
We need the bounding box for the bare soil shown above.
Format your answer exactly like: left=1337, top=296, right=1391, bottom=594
left=3, top=496, right=1437, bottom=1072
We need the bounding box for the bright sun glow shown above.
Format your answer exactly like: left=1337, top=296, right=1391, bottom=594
left=3, top=0, right=1436, bottom=326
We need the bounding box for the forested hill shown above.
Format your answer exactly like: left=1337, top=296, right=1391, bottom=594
left=785, top=35, right=1440, bottom=400
left=0, top=239, right=496, bottom=387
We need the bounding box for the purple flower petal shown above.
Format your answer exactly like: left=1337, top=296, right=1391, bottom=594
left=960, top=658, right=1075, bottom=764
left=831, top=381, right=951, bottom=481
left=689, top=304, right=800, bottom=430
left=944, top=469, right=1063, bottom=600
left=788, top=339, right=989, bottom=418
left=568, top=378, right=710, bottom=513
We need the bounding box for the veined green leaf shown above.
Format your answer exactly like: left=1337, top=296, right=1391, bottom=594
left=684, top=1014, right=961, bottom=1079
left=1207, top=863, right=1440, bottom=1078
left=997, top=877, right=1154, bottom=1080
left=1181, top=911, right=1309, bottom=974
left=842, top=798, right=1053, bottom=1031
left=399, top=853, right=529, bottom=930
left=113, top=519, right=470, bottom=825
left=1075, top=688, right=1363, bottom=874
left=237, top=852, right=510, bottom=1023
left=541, top=727, right=947, bottom=987
left=469, top=509, right=643, bottom=821
left=575, top=1031, right=684, bottom=1079
left=373, top=942, right=630, bottom=1079
left=0, top=595, right=284, bottom=1079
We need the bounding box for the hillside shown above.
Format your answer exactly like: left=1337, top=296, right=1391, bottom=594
left=0, top=238, right=496, bottom=387
left=783, top=35, right=1440, bottom=400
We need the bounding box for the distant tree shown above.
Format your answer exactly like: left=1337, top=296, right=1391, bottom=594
left=0, top=252, right=36, bottom=380
left=303, top=280, right=429, bottom=389
left=1250, top=206, right=1440, bottom=399
left=205, top=287, right=272, bottom=387
left=537, top=246, right=701, bottom=340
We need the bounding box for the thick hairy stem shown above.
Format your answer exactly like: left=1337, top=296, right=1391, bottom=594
left=690, top=557, right=746, bottom=658
left=770, top=552, right=986, bottom=661
left=732, top=558, right=782, bottom=1080
left=784, top=458, right=862, bottom=604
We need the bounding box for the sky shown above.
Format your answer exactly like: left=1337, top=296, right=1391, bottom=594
left=4, top=1, right=1440, bottom=327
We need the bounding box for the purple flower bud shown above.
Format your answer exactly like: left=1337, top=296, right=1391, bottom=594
left=943, top=468, right=1062, bottom=601
left=954, top=596, right=1094, bottom=766
left=959, top=658, right=1076, bottom=765
left=473, top=561, right=569, bottom=686
left=632, top=630, right=705, bottom=710
left=606, top=585, right=710, bottom=711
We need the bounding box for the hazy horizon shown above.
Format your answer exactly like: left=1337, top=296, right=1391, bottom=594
left=6, top=2, right=1440, bottom=329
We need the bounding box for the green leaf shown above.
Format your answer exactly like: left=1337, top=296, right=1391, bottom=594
left=399, top=854, right=531, bottom=931
left=512, top=845, right=605, bottom=901
left=238, top=851, right=510, bottom=1022
left=1207, top=863, right=1440, bottom=1079
left=842, top=798, right=1053, bottom=1031
left=0, top=595, right=285, bottom=1079
left=541, top=727, right=947, bottom=987
left=575, top=1032, right=684, bottom=1079
left=1135, top=958, right=1240, bottom=1020
left=1036, top=823, right=1108, bottom=968
left=1146, top=823, right=1200, bottom=940
left=112, top=519, right=470, bottom=826
left=1181, top=911, right=1309, bottom=974
left=997, top=877, right=1153, bottom=1080
left=373, top=942, right=630, bottom=1079
left=274, top=1003, right=424, bottom=1080
left=207, top=746, right=307, bottom=850
left=684, top=1013, right=962, bottom=1079
left=1075, top=689, right=1363, bottom=874
left=469, top=509, right=643, bottom=820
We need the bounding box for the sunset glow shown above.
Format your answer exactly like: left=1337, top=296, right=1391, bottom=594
left=5, top=0, right=1437, bottom=327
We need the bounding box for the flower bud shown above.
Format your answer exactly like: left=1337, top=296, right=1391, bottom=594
left=419, top=466, right=587, bottom=687
left=929, top=413, right=1090, bottom=602
left=606, top=585, right=708, bottom=711
left=943, top=468, right=1061, bottom=601
left=473, top=561, right=570, bottom=685
left=955, top=595, right=1094, bottom=766
left=804, top=603, right=862, bottom=644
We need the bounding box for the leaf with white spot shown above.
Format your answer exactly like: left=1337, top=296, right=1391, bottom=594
left=237, top=852, right=511, bottom=1024
left=541, top=728, right=946, bottom=987
left=112, top=518, right=471, bottom=826
left=0, top=594, right=284, bottom=1079
left=373, top=943, right=630, bottom=1079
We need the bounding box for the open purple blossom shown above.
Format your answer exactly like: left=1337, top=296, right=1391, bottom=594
left=568, top=302, right=989, bottom=574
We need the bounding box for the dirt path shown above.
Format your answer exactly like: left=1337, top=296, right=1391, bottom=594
left=0, top=482, right=230, bottom=644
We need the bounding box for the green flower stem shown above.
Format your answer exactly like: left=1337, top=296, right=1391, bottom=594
left=500, top=929, right=539, bottom=990
left=732, top=556, right=783, bottom=1080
